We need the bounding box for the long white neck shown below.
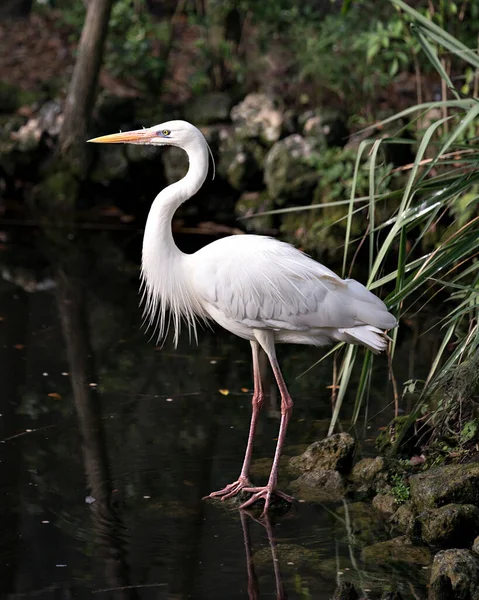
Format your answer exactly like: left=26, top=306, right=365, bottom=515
left=141, top=136, right=209, bottom=345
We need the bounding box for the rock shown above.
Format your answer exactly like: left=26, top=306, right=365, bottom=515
left=410, top=463, right=479, bottom=511
left=332, top=581, right=359, bottom=600
left=231, top=93, right=283, bottom=145
left=361, top=536, right=431, bottom=568
left=289, top=433, right=356, bottom=474
left=263, top=134, right=318, bottom=202
left=185, top=92, right=233, bottom=125
left=417, top=504, right=479, bottom=549
left=391, top=502, right=416, bottom=535
left=473, top=536, right=479, bottom=555
left=429, top=549, right=479, bottom=600
left=373, top=493, right=396, bottom=516
left=11, top=101, right=63, bottom=151
left=217, top=131, right=265, bottom=191
left=300, top=108, right=349, bottom=149
left=235, top=192, right=275, bottom=232
left=290, top=469, right=346, bottom=503
left=375, top=415, right=420, bottom=456
left=350, top=456, right=388, bottom=495
left=351, top=456, right=386, bottom=483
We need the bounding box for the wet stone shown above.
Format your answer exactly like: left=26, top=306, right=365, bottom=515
left=361, top=536, right=431, bottom=568
left=390, top=502, right=416, bottom=536
left=410, top=463, right=479, bottom=511
left=290, top=469, right=346, bottom=503
left=429, top=549, right=479, bottom=600
left=417, top=504, right=479, bottom=549
left=350, top=456, right=386, bottom=484
left=373, top=493, right=396, bottom=517
left=289, top=433, right=356, bottom=474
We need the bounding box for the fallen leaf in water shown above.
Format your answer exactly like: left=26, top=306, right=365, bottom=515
left=13, top=344, right=24, bottom=350
left=219, top=389, right=229, bottom=396
left=0, top=317, right=4, bottom=322
left=120, top=214, right=135, bottom=223
left=99, top=205, right=122, bottom=216
left=241, top=387, right=249, bottom=393
left=47, top=393, right=61, bottom=400
left=183, top=480, right=194, bottom=486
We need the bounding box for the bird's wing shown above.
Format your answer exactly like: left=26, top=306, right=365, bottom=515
left=190, top=236, right=395, bottom=332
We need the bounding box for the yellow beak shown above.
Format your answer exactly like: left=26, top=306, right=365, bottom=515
left=87, top=129, right=154, bottom=144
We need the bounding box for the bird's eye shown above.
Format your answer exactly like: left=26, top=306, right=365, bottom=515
left=160, top=129, right=171, bottom=136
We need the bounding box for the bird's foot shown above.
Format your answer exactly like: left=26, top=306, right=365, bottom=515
left=204, top=476, right=252, bottom=501
left=239, top=485, right=294, bottom=515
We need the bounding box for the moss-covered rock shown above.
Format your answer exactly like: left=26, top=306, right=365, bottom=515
left=264, top=134, right=318, bottom=202
left=349, top=456, right=388, bottom=495
left=235, top=191, right=275, bottom=232
left=217, top=133, right=266, bottom=191
left=300, top=108, right=349, bottom=149
left=231, top=93, right=283, bottom=145
left=416, top=504, right=479, bottom=549
left=391, top=502, right=416, bottom=536
left=289, top=433, right=356, bottom=474
left=373, top=493, right=397, bottom=517
left=429, top=549, right=479, bottom=600
left=361, top=536, right=431, bottom=568
left=410, top=463, right=479, bottom=511
left=290, top=469, right=346, bottom=503
left=351, top=456, right=386, bottom=483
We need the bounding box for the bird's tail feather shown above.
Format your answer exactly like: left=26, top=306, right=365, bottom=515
left=337, top=325, right=391, bottom=354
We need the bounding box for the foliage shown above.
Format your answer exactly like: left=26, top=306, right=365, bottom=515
left=323, top=0, right=479, bottom=437
left=280, top=147, right=398, bottom=257
left=106, top=0, right=171, bottom=92
left=390, top=473, right=410, bottom=505
left=36, top=0, right=170, bottom=93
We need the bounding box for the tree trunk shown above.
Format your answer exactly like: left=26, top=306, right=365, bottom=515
left=59, top=0, right=114, bottom=174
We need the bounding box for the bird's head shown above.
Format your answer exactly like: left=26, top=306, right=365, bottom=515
left=88, top=120, right=205, bottom=148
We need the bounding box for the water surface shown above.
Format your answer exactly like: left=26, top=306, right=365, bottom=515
left=0, top=223, right=426, bottom=599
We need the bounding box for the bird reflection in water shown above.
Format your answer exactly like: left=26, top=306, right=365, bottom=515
left=240, top=510, right=286, bottom=600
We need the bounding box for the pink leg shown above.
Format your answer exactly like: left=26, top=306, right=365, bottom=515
left=240, top=335, right=294, bottom=514
left=205, top=341, right=264, bottom=500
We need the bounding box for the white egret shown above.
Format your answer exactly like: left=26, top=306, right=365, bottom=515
left=89, top=120, right=397, bottom=513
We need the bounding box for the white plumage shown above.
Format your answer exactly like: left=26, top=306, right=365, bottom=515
left=89, top=120, right=397, bottom=514
left=191, top=234, right=396, bottom=352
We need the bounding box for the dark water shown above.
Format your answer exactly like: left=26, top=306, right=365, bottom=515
left=0, top=222, right=429, bottom=599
